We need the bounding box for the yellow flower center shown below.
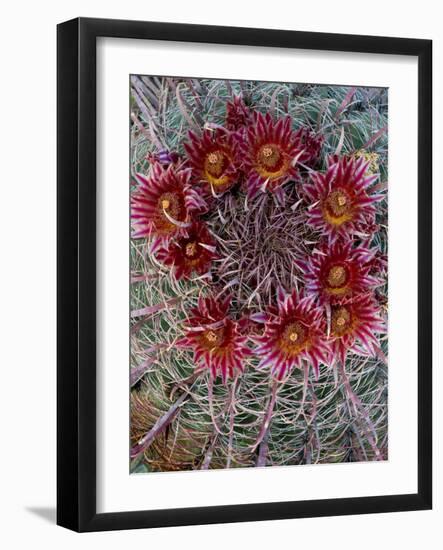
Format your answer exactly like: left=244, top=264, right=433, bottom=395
left=154, top=191, right=187, bottom=234
left=327, top=265, right=347, bottom=288
left=200, top=324, right=230, bottom=354
left=205, top=330, right=218, bottom=342
left=207, top=152, right=220, bottom=165
left=185, top=242, right=197, bottom=258
left=204, top=150, right=228, bottom=180
left=331, top=306, right=352, bottom=336
left=258, top=144, right=281, bottom=169
left=323, top=189, right=352, bottom=225
left=280, top=321, right=309, bottom=354
left=254, top=142, right=290, bottom=183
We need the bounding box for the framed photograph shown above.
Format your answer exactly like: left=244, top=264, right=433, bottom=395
left=57, top=17, right=432, bottom=532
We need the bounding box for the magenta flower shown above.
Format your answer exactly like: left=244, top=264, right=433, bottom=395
left=131, top=163, right=206, bottom=251
left=156, top=221, right=218, bottom=280
left=177, top=295, right=251, bottom=383
left=183, top=129, right=241, bottom=194
left=238, top=112, right=306, bottom=198
left=328, top=294, right=385, bottom=365
left=253, top=289, right=330, bottom=380
left=302, top=240, right=380, bottom=306
left=304, top=155, right=383, bottom=244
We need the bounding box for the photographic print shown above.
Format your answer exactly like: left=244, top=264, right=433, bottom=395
left=130, top=76, right=388, bottom=473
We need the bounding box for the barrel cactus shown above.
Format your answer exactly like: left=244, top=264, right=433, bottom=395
left=130, top=76, right=388, bottom=473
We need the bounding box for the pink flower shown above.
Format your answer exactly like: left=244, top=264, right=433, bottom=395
left=304, top=155, right=383, bottom=244
left=183, top=129, right=241, bottom=194
left=328, top=294, right=385, bottom=365
left=238, top=112, right=306, bottom=198
left=302, top=240, right=380, bottom=306
left=156, top=221, right=218, bottom=280
left=131, top=163, right=206, bottom=251
left=254, top=289, right=330, bottom=380
left=177, top=295, right=251, bottom=383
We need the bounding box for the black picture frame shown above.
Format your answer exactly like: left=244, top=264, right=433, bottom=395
left=57, top=17, right=432, bottom=532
